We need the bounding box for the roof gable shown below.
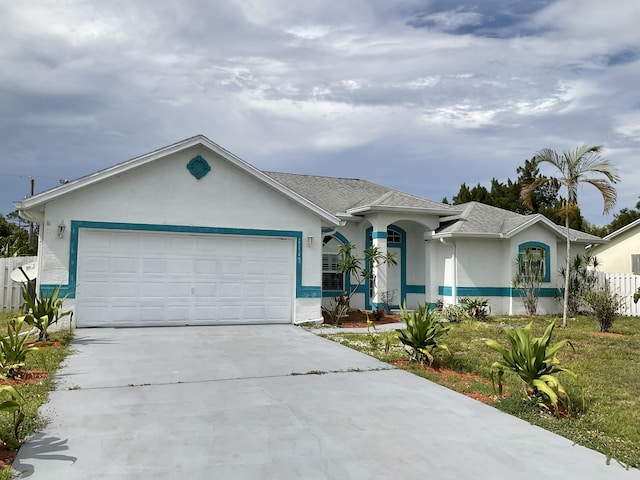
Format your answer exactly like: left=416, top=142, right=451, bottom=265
left=15, top=136, right=340, bottom=226
left=435, top=201, right=604, bottom=243
left=603, top=217, right=640, bottom=241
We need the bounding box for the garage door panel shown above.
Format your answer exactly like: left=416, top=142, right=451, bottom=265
left=194, top=259, right=219, bottom=275
left=76, top=230, right=294, bottom=327
left=112, top=257, right=138, bottom=274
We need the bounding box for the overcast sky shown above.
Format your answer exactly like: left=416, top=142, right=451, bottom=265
left=1, top=0, right=638, bottom=227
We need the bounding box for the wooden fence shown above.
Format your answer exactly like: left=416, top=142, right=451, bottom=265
left=598, top=272, right=640, bottom=317
left=0, top=256, right=37, bottom=313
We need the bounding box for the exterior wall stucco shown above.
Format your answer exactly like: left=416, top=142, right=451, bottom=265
left=430, top=225, right=584, bottom=315
left=590, top=226, right=640, bottom=273
left=37, top=145, right=325, bottom=323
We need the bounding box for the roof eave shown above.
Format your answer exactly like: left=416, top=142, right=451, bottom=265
left=346, top=205, right=462, bottom=216
left=431, top=232, right=503, bottom=240
left=603, top=217, right=640, bottom=241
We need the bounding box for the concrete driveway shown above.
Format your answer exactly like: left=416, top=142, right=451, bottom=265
left=14, top=325, right=638, bottom=479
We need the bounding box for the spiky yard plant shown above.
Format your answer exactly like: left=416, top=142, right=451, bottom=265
left=397, top=303, right=451, bottom=366
left=21, top=285, right=71, bottom=342
left=0, top=318, right=37, bottom=378
left=0, top=378, right=25, bottom=449
left=486, top=322, right=576, bottom=412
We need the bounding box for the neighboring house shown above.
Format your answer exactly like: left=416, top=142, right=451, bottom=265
left=588, top=218, right=640, bottom=274
left=14, top=135, right=605, bottom=327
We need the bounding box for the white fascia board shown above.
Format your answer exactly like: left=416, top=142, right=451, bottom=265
left=431, top=232, right=502, bottom=240
left=346, top=205, right=462, bottom=216
left=504, top=215, right=569, bottom=240
left=603, top=217, right=640, bottom=240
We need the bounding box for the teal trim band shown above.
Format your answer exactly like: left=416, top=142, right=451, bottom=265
left=518, top=241, right=551, bottom=283
left=69, top=220, right=315, bottom=300
left=406, top=285, right=425, bottom=294
left=323, top=290, right=345, bottom=298
left=39, top=284, right=73, bottom=299
left=299, top=286, right=322, bottom=298
left=458, top=287, right=510, bottom=297
left=371, top=231, right=388, bottom=239
left=439, top=286, right=452, bottom=296
left=438, top=285, right=560, bottom=298
left=513, top=287, right=559, bottom=298
left=353, top=285, right=367, bottom=294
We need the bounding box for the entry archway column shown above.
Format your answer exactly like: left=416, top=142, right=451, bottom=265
left=370, top=219, right=389, bottom=310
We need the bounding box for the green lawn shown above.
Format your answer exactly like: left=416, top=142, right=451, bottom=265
left=0, top=311, right=73, bottom=479
left=319, top=315, right=640, bottom=468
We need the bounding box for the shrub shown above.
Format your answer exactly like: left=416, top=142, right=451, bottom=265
left=486, top=322, right=576, bottom=412
left=437, top=304, right=468, bottom=323
left=459, top=296, right=490, bottom=320
left=0, top=318, right=37, bottom=378
left=0, top=378, right=25, bottom=449
left=560, top=254, right=599, bottom=315
left=582, top=286, right=622, bottom=333
left=397, top=302, right=451, bottom=365
left=513, top=248, right=544, bottom=315
left=322, top=294, right=349, bottom=325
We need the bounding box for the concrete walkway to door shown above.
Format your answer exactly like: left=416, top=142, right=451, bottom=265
left=13, top=325, right=639, bottom=479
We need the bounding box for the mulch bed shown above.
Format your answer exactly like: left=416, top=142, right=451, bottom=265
left=391, top=359, right=502, bottom=405
left=0, top=448, right=17, bottom=469
left=6, top=369, right=49, bottom=386
left=323, top=310, right=403, bottom=328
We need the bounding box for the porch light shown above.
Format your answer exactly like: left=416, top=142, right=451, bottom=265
left=58, top=221, right=66, bottom=238
left=307, top=235, right=314, bottom=247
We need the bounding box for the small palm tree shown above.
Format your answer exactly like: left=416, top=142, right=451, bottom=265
left=521, top=145, right=620, bottom=327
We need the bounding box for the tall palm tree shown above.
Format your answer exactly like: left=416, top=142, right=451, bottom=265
left=520, top=145, right=620, bottom=327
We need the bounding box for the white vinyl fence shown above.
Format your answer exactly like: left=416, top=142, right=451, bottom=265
left=0, top=256, right=37, bottom=313
left=598, top=272, right=640, bottom=317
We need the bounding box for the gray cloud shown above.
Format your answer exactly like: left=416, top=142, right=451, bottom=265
left=0, top=0, right=638, bottom=226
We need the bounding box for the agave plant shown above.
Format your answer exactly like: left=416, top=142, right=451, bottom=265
left=0, top=318, right=37, bottom=378
left=397, top=302, right=451, bottom=365
left=486, top=322, right=576, bottom=411
left=21, top=285, right=71, bottom=342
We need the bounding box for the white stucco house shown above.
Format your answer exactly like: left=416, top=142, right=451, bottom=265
left=588, top=218, right=640, bottom=274
left=15, top=135, right=604, bottom=327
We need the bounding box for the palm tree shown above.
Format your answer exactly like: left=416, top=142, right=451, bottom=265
left=520, top=145, right=620, bottom=327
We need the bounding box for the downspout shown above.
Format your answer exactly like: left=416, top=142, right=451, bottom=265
left=440, top=237, right=457, bottom=305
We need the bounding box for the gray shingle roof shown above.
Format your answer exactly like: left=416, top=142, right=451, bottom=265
left=437, top=201, right=603, bottom=242
left=263, top=172, right=455, bottom=215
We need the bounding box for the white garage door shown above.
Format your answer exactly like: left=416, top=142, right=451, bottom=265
left=75, top=229, right=295, bottom=327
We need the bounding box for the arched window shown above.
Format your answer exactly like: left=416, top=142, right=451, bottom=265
left=518, top=242, right=551, bottom=283
left=322, top=235, right=345, bottom=292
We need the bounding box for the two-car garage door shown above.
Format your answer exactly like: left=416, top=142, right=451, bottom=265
left=75, top=229, right=295, bottom=327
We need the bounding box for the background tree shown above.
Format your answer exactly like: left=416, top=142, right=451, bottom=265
left=520, top=145, right=620, bottom=327
left=446, top=158, right=587, bottom=229
left=0, top=213, right=36, bottom=257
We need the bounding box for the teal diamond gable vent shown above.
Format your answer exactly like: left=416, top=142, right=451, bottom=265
left=187, top=155, right=211, bottom=180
